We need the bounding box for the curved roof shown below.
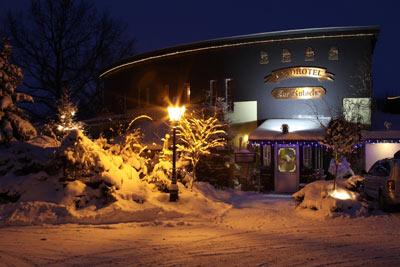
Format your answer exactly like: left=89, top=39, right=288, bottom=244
left=100, top=26, right=379, bottom=78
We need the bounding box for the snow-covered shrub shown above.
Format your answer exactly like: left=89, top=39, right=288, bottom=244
left=0, top=39, right=36, bottom=143
left=196, top=152, right=236, bottom=189
left=0, top=136, right=59, bottom=178
left=146, top=134, right=172, bottom=192
left=103, top=129, right=149, bottom=179
left=58, top=129, right=150, bottom=208
left=176, top=111, right=227, bottom=189
left=293, top=177, right=368, bottom=218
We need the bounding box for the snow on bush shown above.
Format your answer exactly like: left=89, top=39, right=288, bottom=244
left=176, top=111, right=227, bottom=189
left=59, top=129, right=149, bottom=202
left=0, top=129, right=230, bottom=225
left=293, top=176, right=368, bottom=218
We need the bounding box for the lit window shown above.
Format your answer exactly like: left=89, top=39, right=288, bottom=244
left=225, top=78, right=233, bottom=111
left=282, top=49, right=291, bottom=63
left=343, top=98, right=371, bottom=125
left=329, top=46, right=338, bottom=61
left=260, top=51, right=269, bottom=64
left=184, top=82, right=190, bottom=104
left=305, top=47, right=315, bottom=61
left=278, top=147, right=296, bottom=172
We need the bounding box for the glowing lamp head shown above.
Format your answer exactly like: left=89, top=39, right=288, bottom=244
left=168, top=106, right=185, bottom=122
left=329, top=188, right=355, bottom=200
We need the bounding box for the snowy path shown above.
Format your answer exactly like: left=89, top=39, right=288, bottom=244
left=1, top=194, right=400, bottom=266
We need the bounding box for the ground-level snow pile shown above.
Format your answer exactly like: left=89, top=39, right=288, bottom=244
left=293, top=176, right=368, bottom=218
left=0, top=130, right=230, bottom=225
left=0, top=136, right=61, bottom=205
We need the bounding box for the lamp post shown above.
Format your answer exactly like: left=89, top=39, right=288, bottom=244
left=167, top=105, right=186, bottom=202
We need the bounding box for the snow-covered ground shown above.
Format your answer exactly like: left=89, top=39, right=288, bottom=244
left=1, top=192, right=400, bottom=267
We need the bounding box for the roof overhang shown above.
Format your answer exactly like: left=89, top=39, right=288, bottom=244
left=249, top=119, right=327, bottom=142
left=100, top=26, right=379, bottom=78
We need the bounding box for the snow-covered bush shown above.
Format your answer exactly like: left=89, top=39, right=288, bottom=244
left=176, top=111, right=227, bottom=189
left=145, top=134, right=172, bottom=192
left=293, top=176, right=368, bottom=218
left=0, top=39, right=36, bottom=143
left=58, top=129, right=151, bottom=207
left=0, top=136, right=59, bottom=178
left=102, top=129, right=149, bottom=178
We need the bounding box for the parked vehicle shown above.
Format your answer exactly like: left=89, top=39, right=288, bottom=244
left=364, top=151, right=400, bottom=210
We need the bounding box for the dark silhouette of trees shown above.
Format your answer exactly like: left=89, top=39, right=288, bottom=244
left=3, top=0, right=135, bottom=119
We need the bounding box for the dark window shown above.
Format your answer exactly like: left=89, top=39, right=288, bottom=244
left=305, top=47, right=315, bottom=61
left=263, top=144, right=272, bottom=167
left=303, top=146, right=312, bottom=168
left=260, top=51, right=269, bottom=64
left=282, top=49, right=291, bottom=63
left=225, top=78, right=233, bottom=111
left=329, top=46, right=339, bottom=61
left=208, top=80, right=217, bottom=105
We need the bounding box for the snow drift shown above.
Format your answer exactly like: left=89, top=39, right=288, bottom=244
left=293, top=176, right=368, bottom=218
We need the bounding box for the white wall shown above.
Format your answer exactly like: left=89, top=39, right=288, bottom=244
left=226, top=101, right=257, bottom=124
left=365, top=143, right=400, bottom=171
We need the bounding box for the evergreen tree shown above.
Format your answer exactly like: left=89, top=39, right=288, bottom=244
left=0, top=39, right=36, bottom=144
left=56, top=87, right=83, bottom=138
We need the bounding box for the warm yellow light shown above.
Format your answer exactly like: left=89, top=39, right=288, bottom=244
left=329, top=188, right=355, bottom=200
left=243, top=134, right=249, bottom=143
left=168, top=106, right=186, bottom=122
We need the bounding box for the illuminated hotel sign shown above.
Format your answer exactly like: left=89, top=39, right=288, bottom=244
left=264, top=67, right=334, bottom=83
left=271, top=87, right=326, bottom=99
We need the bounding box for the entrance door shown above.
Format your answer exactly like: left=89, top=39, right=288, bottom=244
left=274, top=144, right=299, bottom=193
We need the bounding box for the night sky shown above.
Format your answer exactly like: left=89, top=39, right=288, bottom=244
left=1, top=0, right=400, bottom=97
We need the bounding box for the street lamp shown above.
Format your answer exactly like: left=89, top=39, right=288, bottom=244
left=167, top=105, right=186, bottom=202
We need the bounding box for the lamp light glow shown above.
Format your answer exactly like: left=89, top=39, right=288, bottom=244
left=329, top=188, right=355, bottom=200
left=168, top=106, right=186, bottom=122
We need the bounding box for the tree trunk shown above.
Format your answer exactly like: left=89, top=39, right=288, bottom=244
left=334, top=152, right=339, bottom=190
left=191, top=159, right=198, bottom=190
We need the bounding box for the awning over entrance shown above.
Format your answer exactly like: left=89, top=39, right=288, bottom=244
left=249, top=119, right=327, bottom=141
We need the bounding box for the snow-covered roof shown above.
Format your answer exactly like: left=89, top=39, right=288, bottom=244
left=249, top=119, right=327, bottom=141
left=361, top=130, right=400, bottom=141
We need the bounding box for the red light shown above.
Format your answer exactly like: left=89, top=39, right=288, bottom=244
left=387, top=180, right=395, bottom=193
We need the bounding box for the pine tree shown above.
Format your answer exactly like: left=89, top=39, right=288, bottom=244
left=0, top=39, right=36, bottom=144
left=56, top=87, right=83, bottom=138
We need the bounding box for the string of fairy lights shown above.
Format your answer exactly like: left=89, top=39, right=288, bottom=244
left=249, top=139, right=400, bottom=151
left=100, top=33, right=375, bottom=78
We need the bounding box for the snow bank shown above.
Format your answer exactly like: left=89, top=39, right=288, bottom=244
left=0, top=131, right=230, bottom=225
left=293, top=177, right=368, bottom=218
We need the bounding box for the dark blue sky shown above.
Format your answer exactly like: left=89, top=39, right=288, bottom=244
left=1, top=0, right=400, bottom=97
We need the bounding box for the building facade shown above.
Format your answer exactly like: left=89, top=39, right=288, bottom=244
left=100, top=26, right=380, bottom=192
